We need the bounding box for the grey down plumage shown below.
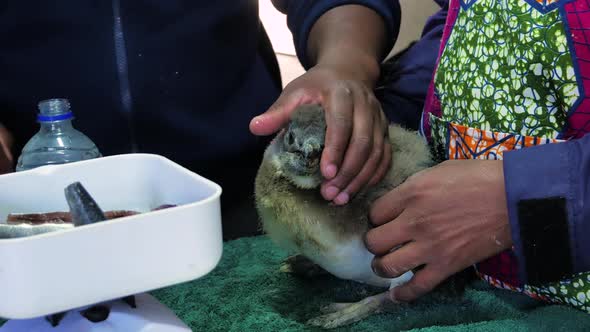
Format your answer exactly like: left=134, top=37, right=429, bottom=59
left=254, top=104, right=434, bottom=328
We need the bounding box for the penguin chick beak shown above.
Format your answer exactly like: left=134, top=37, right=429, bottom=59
left=302, top=143, right=321, bottom=160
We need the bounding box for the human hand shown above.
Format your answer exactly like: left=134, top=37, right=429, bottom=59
left=364, top=160, right=512, bottom=302
left=250, top=62, right=389, bottom=205
left=0, top=124, right=13, bottom=174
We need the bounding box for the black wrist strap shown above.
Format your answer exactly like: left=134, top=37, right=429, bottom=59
left=518, top=197, right=573, bottom=285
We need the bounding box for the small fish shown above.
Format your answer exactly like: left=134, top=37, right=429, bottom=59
left=1, top=181, right=177, bottom=239
left=6, top=205, right=176, bottom=224
left=64, top=182, right=106, bottom=226
left=0, top=223, right=73, bottom=239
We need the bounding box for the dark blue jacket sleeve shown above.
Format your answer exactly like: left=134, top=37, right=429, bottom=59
left=272, top=0, right=401, bottom=69
left=377, top=3, right=446, bottom=129
left=503, top=133, right=590, bottom=285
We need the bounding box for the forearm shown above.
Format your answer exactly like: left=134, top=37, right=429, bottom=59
left=306, top=5, right=388, bottom=85
left=503, top=133, right=590, bottom=285
left=275, top=0, right=400, bottom=72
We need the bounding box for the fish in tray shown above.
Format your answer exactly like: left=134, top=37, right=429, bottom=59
left=0, top=181, right=176, bottom=239
left=0, top=182, right=181, bottom=328
left=64, top=181, right=107, bottom=226
left=0, top=223, right=74, bottom=239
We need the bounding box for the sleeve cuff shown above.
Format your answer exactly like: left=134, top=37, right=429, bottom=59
left=285, top=0, right=401, bottom=69
left=503, top=141, right=576, bottom=285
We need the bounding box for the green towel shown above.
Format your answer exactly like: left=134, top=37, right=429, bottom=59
left=152, top=236, right=590, bottom=331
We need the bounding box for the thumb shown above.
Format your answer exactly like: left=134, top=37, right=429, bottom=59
left=249, top=89, right=312, bottom=136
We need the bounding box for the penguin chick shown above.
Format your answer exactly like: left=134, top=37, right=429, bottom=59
left=254, top=104, right=434, bottom=328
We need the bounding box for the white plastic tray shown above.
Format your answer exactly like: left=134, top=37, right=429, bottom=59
left=0, top=154, right=223, bottom=319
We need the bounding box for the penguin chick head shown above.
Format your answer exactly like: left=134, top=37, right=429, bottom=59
left=269, top=104, right=326, bottom=189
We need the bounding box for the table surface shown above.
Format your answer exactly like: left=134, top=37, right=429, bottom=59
left=151, top=236, right=590, bottom=331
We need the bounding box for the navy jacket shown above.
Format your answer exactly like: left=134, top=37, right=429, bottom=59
left=0, top=0, right=398, bottom=238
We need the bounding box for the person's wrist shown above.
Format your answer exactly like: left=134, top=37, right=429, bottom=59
left=315, top=47, right=381, bottom=88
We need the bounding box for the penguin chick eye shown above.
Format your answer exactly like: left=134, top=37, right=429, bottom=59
left=287, top=131, right=295, bottom=146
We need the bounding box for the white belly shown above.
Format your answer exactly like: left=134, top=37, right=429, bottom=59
left=259, top=205, right=413, bottom=290
left=302, top=236, right=413, bottom=289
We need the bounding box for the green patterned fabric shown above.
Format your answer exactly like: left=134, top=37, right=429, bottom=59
left=429, top=0, right=590, bottom=315
left=435, top=0, right=579, bottom=138
left=527, top=273, right=590, bottom=313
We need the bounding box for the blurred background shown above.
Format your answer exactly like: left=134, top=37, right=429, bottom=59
left=259, top=0, right=440, bottom=87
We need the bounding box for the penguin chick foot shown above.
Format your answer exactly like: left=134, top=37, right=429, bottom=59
left=307, top=291, right=391, bottom=329
left=279, top=254, right=329, bottom=279
left=319, top=302, right=356, bottom=314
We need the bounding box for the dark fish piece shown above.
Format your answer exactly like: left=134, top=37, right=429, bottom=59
left=152, top=204, right=177, bottom=211
left=64, top=182, right=106, bottom=226
left=7, top=210, right=140, bottom=224
left=6, top=212, right=71, bottom=224
left=105, top=210, right=140, bottom=219
left=7, top=205, right=177, bottom=224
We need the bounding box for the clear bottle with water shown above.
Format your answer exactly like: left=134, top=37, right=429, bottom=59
left=16, top=98, right=101, bottom=171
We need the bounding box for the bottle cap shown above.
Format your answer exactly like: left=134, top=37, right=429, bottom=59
left=37, top=98, right=74, bottom=122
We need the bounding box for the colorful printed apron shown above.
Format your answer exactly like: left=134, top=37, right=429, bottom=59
left=422, top=0, right=590, bottom=311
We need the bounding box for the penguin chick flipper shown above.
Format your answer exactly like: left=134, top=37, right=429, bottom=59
left=307, top=291, right=392, bottom=329
left=280, top=254, right=330, bottom=279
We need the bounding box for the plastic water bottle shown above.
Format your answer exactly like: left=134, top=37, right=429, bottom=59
left=16, top=98, right=101, bottom=171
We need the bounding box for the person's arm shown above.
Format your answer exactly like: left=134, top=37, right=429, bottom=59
left=377, top=2, right=446, bottom=129
left=0, top=124, right=13, bottom=173
left=271, top=0, right=399, bottom=70
left=251, top=1, right=400, bottom=205
left=363, top=132, right=590, bottom=302
left=503, top=133, right=590, bottom=285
